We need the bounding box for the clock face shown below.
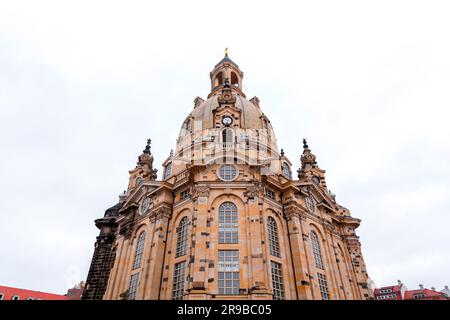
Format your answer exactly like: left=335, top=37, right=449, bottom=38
left=222, top=116, right=233, bottom=126
left=312, top=176, right=320, bottom=184
left=306, top=196, right=315, bottom=213
left=140, top=196, right=152, bottom=215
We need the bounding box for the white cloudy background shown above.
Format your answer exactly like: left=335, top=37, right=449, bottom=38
left=0, top=0, right=449, bottom=295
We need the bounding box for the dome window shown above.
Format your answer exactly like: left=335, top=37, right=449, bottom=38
left=282, top=163, right=292, bottom=179
left=182, top=119, right=191, bottom=131
left=163, top=162, right=172, bottom=179
left=222, top=128, right=234, bottom=143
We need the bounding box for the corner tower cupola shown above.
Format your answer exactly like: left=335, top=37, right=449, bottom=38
left=209, top=48, right=245, bottom=98
left=297, top=139, right=328, bottom=190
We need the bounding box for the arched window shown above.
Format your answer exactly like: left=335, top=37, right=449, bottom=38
left=267, top=217, right=281, bottom=257
left=176, top=217, right=189, bottom=257
left=132, top=231, right=146, bottom=269
left=310, top=231, right=324, bottom=270
left=164, top=162, right=172, bottom=179
left=231, top=72, right=239, bottom=86
left=218, top=202, right=238, bottom=244
left=222, top=128, right=233, bottom=143
left=282, top=163, right=292, bottom=179
left=215, top=72, right=224, bottom=87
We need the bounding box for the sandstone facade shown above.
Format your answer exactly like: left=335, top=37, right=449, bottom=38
left=82, top=53, right=372, bottom=300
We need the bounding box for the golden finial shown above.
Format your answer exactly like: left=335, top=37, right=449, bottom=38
left=225, top=47, right=228, bottom=57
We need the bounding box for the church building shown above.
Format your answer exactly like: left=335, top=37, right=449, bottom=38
left=82, top=52, right=372, bottom=300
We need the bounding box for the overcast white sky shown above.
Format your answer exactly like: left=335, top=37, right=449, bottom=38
left=1, top=0, right=449, bottom=295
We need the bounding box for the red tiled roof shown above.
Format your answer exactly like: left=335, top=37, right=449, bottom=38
left=404, top=289, right=448, bottom=300
left=0, top=285, right=68, bottom=300
left=373, top=285, right=402, bottom=295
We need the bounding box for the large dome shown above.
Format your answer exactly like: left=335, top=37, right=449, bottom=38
left=163, top=53, right=287, bottom=178
left=173, top=91, right=280, bottom=163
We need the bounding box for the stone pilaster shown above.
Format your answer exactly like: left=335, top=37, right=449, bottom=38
left=284, top=208, right=313, bottom=300
left=248, top=197, right=271, bottom=298
left=144, top=206, right=171, bottom=299
left=188, top=185, right=210, bottom=298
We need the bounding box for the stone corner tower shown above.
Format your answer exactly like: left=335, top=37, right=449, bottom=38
left=82, top=51, right=373, bottom=300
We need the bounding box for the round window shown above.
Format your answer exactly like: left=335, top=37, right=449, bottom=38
left=306, top=196, right=315, bottom=213
left=218, top=164, right=237, bottom=181
left=140, top=196, right=152, bottom=215
left=312, top=176, right=320, bottom=185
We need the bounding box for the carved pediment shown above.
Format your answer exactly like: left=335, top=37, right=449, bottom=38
left=123, top=183, right=161, bottom=210
left=298, top=184, right=336, bottom=213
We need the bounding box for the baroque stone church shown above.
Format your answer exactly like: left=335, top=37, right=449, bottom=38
left=82, top=52, right=372, bottom=300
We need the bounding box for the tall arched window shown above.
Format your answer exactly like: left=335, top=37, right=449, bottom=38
left=132, top=231, right=146, bottom=269
left=176, top=217, right=189, bottom=257
left=267, top=217, right=281, bottom=258
left=218, top=202, right=238, bottom=244
left=310, top=231, right=324, bottom=270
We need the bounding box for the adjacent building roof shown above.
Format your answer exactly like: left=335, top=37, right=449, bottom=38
left=373, top=285, right=402, bottom=294
left=0, top=285, right=68, bottom=300
left=373, top=283, right=449, bottom=300
left=404, top=289, right=448, bottom=300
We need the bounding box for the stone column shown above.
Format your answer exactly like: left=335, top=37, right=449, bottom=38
left=285, top=209, right=314, bottom=300
left=345, top=237, right=371, bottom=300
left=187, top=184, right=210, bottom=299
left=140, top=221, right=156, bottom=299
left=247, top=191, right=271, bottom=299
left=322, top=224, right=343, bottom=300
left=111, top=221, right=136, bottom=299
left=145, top=206, right=171, bottom=300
